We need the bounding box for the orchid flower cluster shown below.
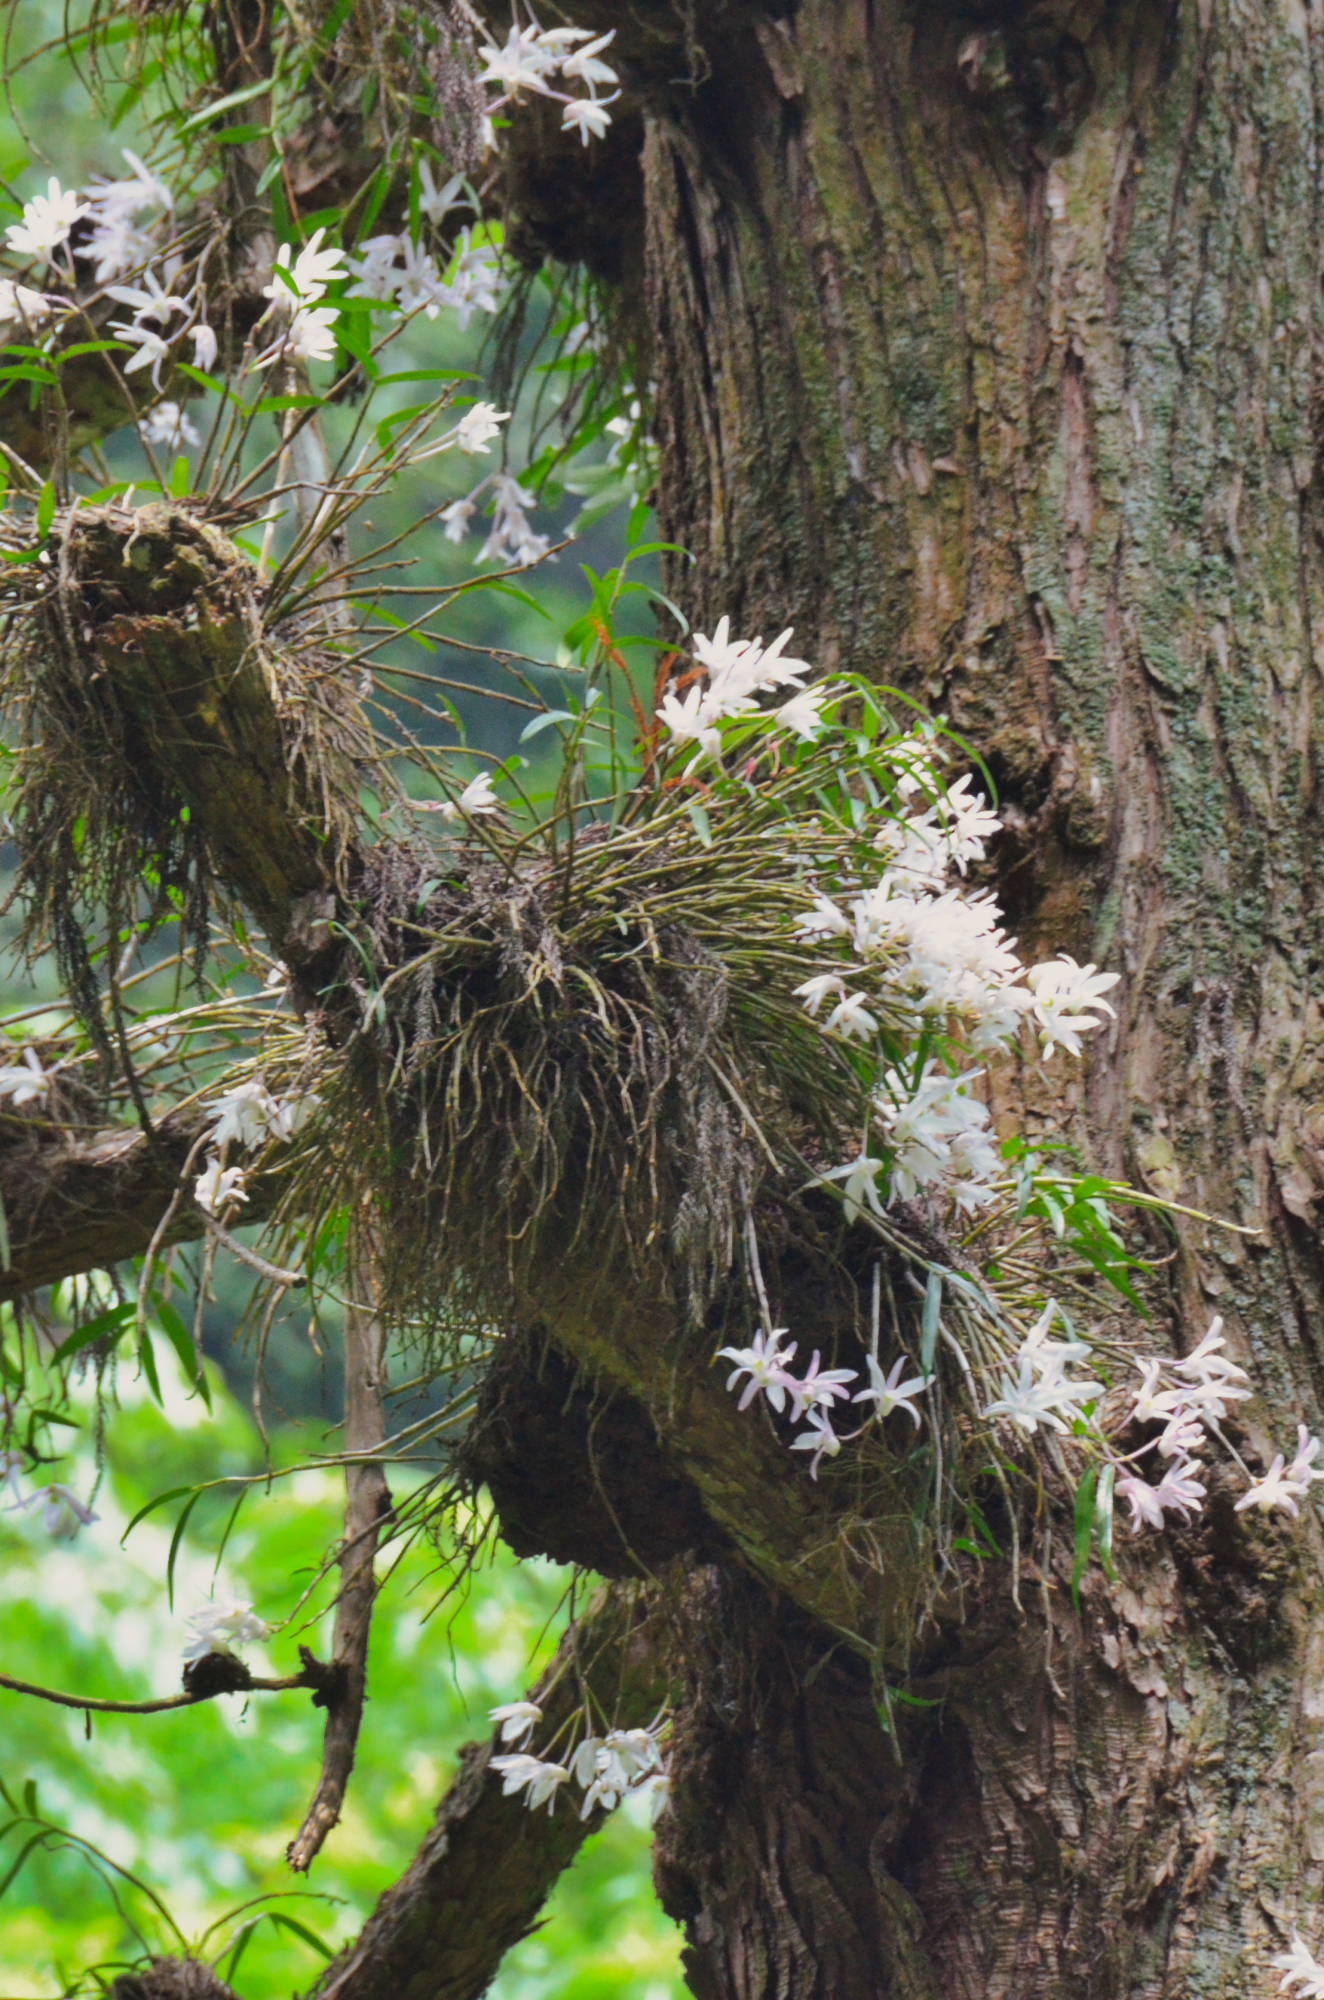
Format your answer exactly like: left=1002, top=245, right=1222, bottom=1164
left=181, top=1593, right=271, bottom=1665
left=984, top=1304, right=1321, bottom=1531
left=0, top=11, right=625, bottom=563
left=1275, top=1932, right=1324, bottom=1997
left=718, top=1323, right=929, bottom=1480
left=644, top=620, right=1323, bottom=1535
left=193, top=1079, right=320, bottom=1220
left=0, top=1045, right=51, bottom=1108
left=476, top=18, right=621, bottom=147
left=487, top=1698, right=669, bottom=1823
left=1, top=1450, right=98, bottom=1542
left=653, top=617, right=1118, bottom=1231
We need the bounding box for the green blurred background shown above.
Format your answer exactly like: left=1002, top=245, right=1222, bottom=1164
left=0, top=5, right=685, bottom=1993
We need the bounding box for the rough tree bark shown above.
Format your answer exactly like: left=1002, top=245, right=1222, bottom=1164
left=9, top=0, right=1324, bottom=1993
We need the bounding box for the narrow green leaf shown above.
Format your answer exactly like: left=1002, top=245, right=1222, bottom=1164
left=136, top=1323, right=163, bottom=1407
left=487, top=582, right=551, bottom=617
left=177, top=76, right=275, bottom=134
left=1071, top=1463, right=1100, bottom=1611
left=0, top=1830, right=49, bottom=1901
left=50, top=1302, right=136, bottom=1363
left=175, top=364, right=239, bottom=400
left=55, top=341, right=124, bottom=363
left=686, top=799, right=712, bottom=848
left=1095, top=1462, right=1118, bottom=1582
left=120, top=1483, right=197, bottom=1545
left=35, top=482, right=55, bottom=538
left=153, top=1298, right=211, bottom=1409
left=222, top=1917, right=263, bottom=1983
left=266, top=1911, right=335, bottom=1957
left=169, top=455, right=189, bottom=498
left=211, top=1488, right=248, bottom=1580
left=920, top=1271, right=942, bottom=1377
left=166, top=1490, right=202, bottom=1611
left=519, top=709, right=574, bottom=742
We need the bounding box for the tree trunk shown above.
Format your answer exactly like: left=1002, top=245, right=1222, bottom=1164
left=599, top=0, right=1324, bottom=1989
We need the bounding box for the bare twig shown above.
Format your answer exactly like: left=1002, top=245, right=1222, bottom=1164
left=287, top=1237, right=392, bottom=1871
left=0, top=1665, right=316, bottom=1715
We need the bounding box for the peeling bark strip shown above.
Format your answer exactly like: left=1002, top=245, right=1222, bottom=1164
left=310, top=1580, right=668, bottom=2000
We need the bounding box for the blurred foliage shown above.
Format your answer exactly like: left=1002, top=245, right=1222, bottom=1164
left=0, top=1346, right=684, bottom=1999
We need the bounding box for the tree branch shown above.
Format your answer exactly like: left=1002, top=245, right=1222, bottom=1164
left=310, top=1578, right=668, bottom=2000
left=0, top=1110, right=283, bottom=1300
left=288, top=1249, right=392, bottom=1871
left=0, top=1662, right=315, bottom=1715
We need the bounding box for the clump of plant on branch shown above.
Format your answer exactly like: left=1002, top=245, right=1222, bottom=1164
left=0, top=11, right=1318, bottom=1973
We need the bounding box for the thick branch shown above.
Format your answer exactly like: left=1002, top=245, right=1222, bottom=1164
left=311, top=1579, right=667, bottom=2000
left=0, top=1109, right=282, bottom=1300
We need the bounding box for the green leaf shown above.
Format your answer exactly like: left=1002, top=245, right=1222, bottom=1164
left=175, top=364, right=239, bottom=401
left=878, top=1687, right=942, bottom=1714
left=35, top=482, right=55, bottom=538
left=55, top=341, right=124, bottom=363
left=165, top=1490, right=203, bottom=1612
left=222, top=1916, right=263, bottom=1984
left=111, top=60, right=159, bottom=129
left=686, top=799, right=712, bottom=848
left=1095, top=1462, right=1118, bottom=1582
left=1071, top=1463, right=1100, bottom=1611
left=49, top=1302, right=137, bottom=1363
left=256, top=153, right=286, bottom=195
left=0, top=1831, right=49, bottom=1901
left=920, top=1271, right=942, bottom=1378
left=177, top=76, right=276, bottom=134
left=519, top=709, right=575, bottom=742
left=153, top=1298, right=212, bottom=1410
left=120, top=1483, right=198, bottom=1545
left=331, top=313, right=377, bottom=376
left=266, top=1911, right=335, bottom=1958
left=136, top=1323, right=164, bottom=1407
left=169, top=455, right=190, bottom=498
left=486, top=582, right=551, bottom=618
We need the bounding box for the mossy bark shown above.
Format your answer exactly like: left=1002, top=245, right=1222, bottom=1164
left=624, top=0, right=1324, bottom=1990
